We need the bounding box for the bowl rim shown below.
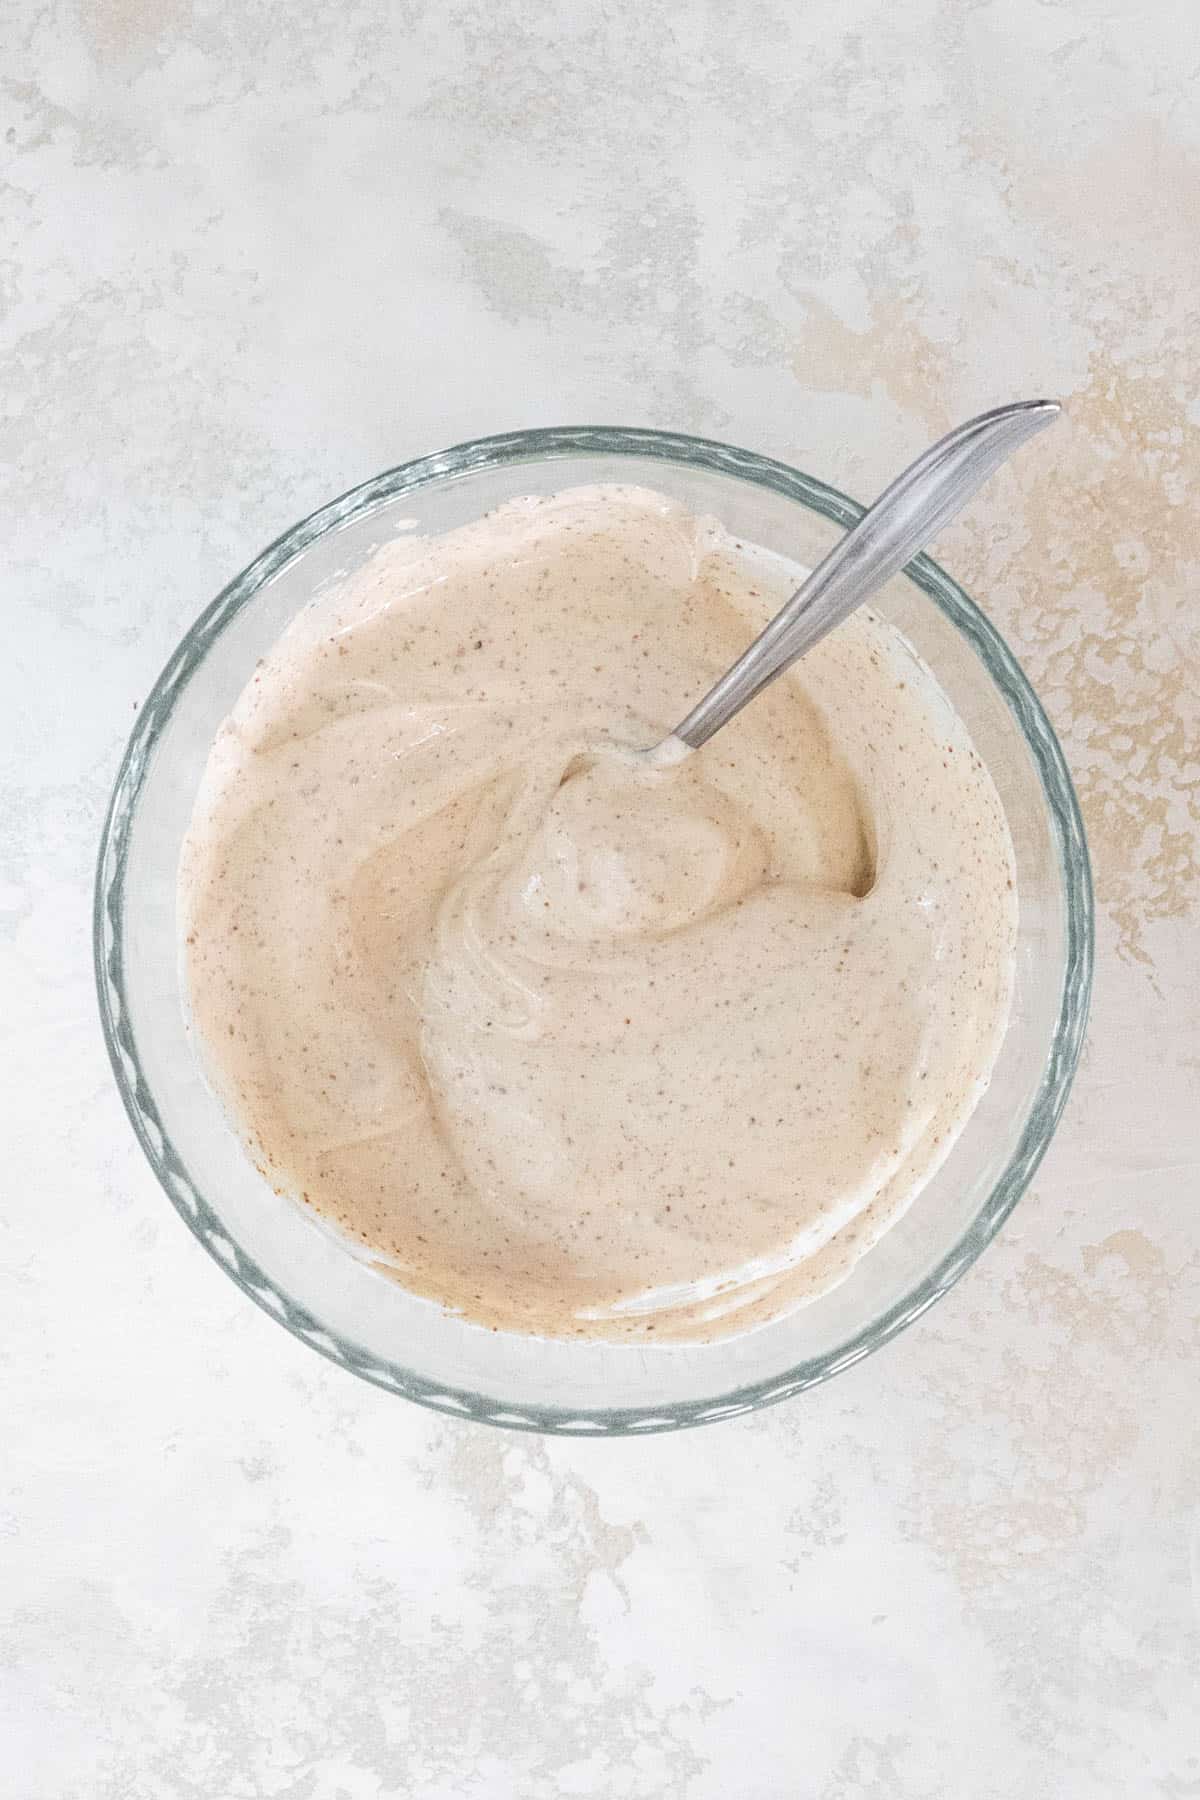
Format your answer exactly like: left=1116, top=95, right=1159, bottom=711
left=94, top=424, right=1094, bottom=1434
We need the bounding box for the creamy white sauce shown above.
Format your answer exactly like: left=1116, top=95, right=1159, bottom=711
left=180, top=486, right=1016, bottom=1340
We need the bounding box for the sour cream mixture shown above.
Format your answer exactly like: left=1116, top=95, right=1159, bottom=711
left=180, top=486, right=1016, bottom=1341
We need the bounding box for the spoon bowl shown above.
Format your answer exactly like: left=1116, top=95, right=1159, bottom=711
left=95, top=426, right=1091, bottom=1432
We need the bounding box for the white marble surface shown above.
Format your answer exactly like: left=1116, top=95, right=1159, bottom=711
left=4, top=3, right=1198, bottom=1795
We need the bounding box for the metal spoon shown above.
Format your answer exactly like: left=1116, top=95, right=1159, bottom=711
left=657, top=399, right=1060, bottom=758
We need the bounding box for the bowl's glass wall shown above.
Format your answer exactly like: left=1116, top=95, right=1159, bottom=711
left=97, top=430, right=1091, bottom=1431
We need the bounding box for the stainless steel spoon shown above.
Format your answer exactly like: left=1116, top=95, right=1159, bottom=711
left=657, top=399, right=1060, bottom=758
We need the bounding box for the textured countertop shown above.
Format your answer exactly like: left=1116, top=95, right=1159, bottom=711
left=4, top=3, right=1197, bottom=1795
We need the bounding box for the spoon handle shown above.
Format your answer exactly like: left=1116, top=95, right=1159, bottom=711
left=670, top=399, right=1060, bottom=752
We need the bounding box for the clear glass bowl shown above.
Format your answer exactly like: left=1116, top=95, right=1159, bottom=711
left=95, top=428, right=1093, bottom=1434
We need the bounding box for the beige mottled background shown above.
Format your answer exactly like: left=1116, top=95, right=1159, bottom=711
left=3, top=2, right=1198, bottom=1796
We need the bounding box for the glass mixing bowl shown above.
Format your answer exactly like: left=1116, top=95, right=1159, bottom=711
left=95, top=428, right=1093, bottom=1433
